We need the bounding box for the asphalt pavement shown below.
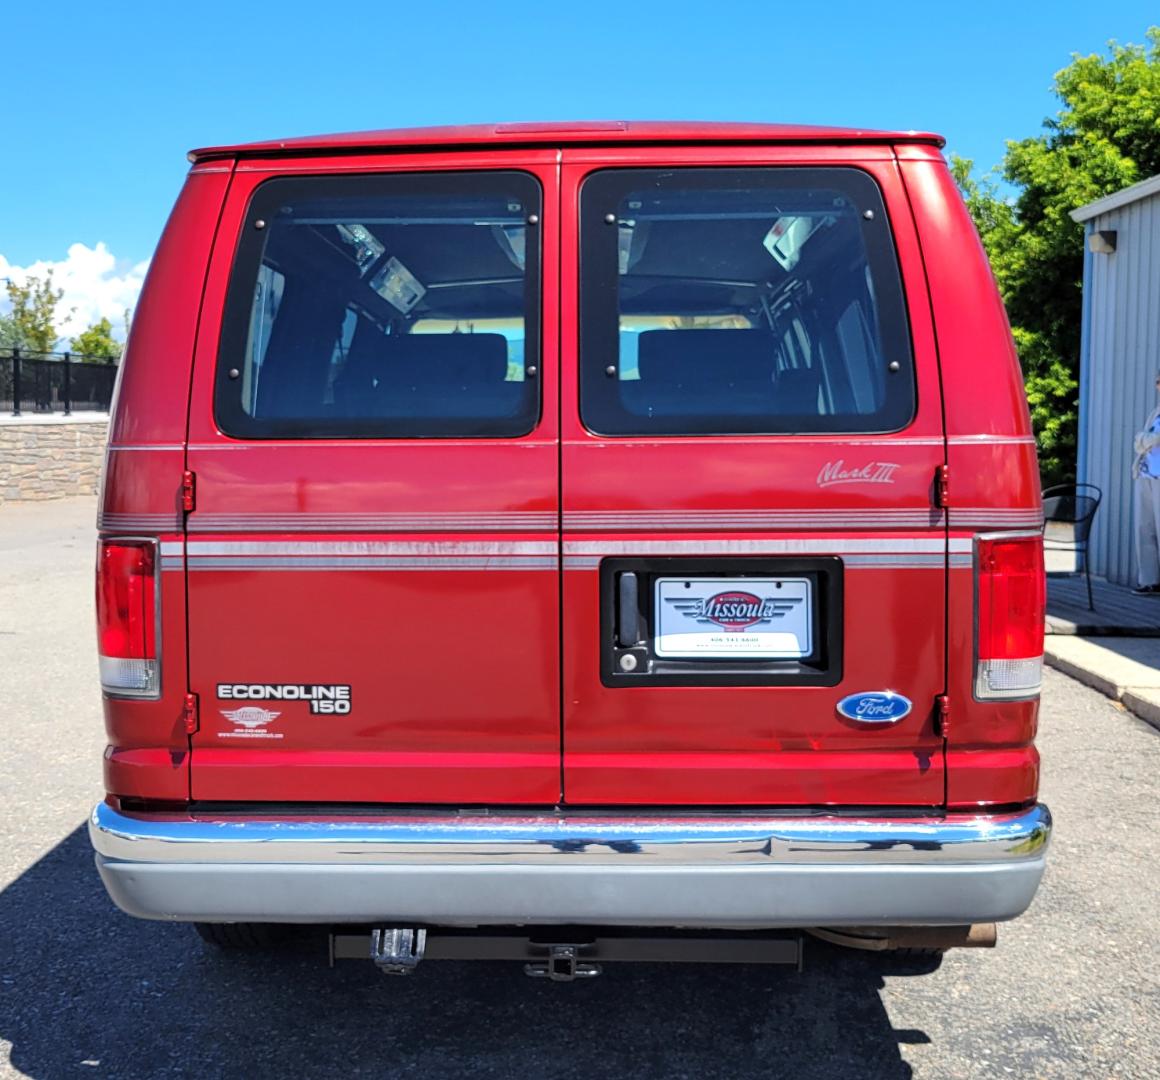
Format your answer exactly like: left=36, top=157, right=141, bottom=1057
left=1, top=497, right=1158, bottom=1079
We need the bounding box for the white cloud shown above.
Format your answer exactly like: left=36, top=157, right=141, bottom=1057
left=0, top=243, right=149, bottom=347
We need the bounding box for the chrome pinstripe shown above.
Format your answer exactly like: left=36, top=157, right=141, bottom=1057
left=173, top=434, right=1035, bottom=449
left=99, top=514, right=183, bottom=531
left=185, top=556, right=558, bottom=571
left=559, top=555, right=975, bottom=571
left=166, top=539, right=560, bottom=572
left=563, top=538, right=970, bottom=555
left=564, top=509, right=945, bottom=530
left=946, top=435, right=1037, bottom=446
left=155, top=537, right=979, bottom=571
left=187, top=540, right=558, bottom=555
left=186, top=511, right=558, bottom=533
left=105, top=444, right=186, bottom=452
left=101, top=508, right=1043, bottom=533
left=950, top=509, right=1045, bottom=528
left=106, top=434, right=1035, bottom=455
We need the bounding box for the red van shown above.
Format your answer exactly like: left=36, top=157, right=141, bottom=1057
left=89, top=122, right=1049, bottom=975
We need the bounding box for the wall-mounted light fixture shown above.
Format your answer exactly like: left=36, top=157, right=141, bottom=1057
left=1089, top=230, right=1117, bottom=254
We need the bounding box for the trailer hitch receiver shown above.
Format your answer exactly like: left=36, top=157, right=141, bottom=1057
left=524, top=944, right=602, bottom=982
left=369, top=927, right=427, bottom=975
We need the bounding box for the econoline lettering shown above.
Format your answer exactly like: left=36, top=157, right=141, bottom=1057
left=217, top=683, right=352, bottom=703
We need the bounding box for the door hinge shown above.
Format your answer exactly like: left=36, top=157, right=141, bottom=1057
left=181, top=469, right=196, bottom=513
left=183, top=692, right=199, bottom=735
left=936, top=694, right=950, bottom=737
left=934, top=464, right=950, bottom=509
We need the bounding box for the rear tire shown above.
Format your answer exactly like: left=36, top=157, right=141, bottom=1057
left=194, top=922, right=291, bottom=950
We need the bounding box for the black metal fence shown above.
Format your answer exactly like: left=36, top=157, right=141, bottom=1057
left=0, top=348, right=119, bottom=416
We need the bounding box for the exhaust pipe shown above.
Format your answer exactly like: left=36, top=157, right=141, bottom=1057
left=808, top=924, right=997, bottom=952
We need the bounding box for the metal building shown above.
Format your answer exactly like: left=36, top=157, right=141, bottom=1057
left=1072, top=175, right=1160, bottom=586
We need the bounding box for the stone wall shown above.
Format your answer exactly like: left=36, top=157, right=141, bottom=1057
left=0, top=418, right=109, bottom=505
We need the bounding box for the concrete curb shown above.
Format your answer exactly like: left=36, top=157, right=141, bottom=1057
left=1043, top=650, right=1122, bottom=700
left=1121, top=689, right=1160, bottom=730
left=1043, top=637, right=1160, bottom=732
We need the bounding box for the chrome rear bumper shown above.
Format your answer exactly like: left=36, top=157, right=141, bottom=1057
left=90, top=802, right=1051, bottom=928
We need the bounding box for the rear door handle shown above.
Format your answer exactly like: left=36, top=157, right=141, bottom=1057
left=617, top=572, right=642, bottom=648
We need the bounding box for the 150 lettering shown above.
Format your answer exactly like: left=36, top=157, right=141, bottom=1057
left=309, top=699, right=351, bottom=715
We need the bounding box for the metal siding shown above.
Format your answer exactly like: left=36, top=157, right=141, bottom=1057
left=1108, top=203, right=1130, bottom=583
left=1107, top=207, right=1126, bottom=582
left=1124, top=199, right=1154, bottom=584
left=1076, top=226, right=1093, bottom=490
left=1080, top=191, right=1160, bottom=585
left=1145, top=202, right=1160, bottom=584
left=1088, top=218, right=1111, bottom=577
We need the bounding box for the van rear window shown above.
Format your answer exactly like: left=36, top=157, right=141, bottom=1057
left=216, top=172, right=541, bottom=439
left=578, top=168, right=914, bottom=436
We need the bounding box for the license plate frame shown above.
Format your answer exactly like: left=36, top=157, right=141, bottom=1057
left=598, top=556, right=843, bottom=688
left=653, top=576, right=813, bottom=659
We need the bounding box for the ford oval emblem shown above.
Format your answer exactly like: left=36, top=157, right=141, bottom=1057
left=836, top=691, right=913, bottom=724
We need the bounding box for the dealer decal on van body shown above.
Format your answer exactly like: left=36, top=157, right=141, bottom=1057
left=217, top=684, right=353, bottom=715
left=219, top=706, right=283, bottom=739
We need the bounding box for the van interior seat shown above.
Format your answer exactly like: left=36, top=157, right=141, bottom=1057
left=337, top=330, right=520, bottom=418
left=623, top=328, right=776, bottom=417
left=774, top=365, right=823, bottom=415
left=390, top=332, right=510, bottom=388
left=332, top=325, right=385, bottom=415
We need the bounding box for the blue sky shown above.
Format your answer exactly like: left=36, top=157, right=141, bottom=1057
left=1, top=1, right=1156, bottom=340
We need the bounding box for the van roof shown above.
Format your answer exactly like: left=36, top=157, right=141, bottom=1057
left=188, top=121, right=946, bottom=162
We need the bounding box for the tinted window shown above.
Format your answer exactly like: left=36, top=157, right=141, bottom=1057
left=579, top=168, right=914, bottom=435
left=217, top=172, right=541, bottom=438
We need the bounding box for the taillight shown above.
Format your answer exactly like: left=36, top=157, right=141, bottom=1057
left=974, top=533, right=1045, bottom=699
left=96, top=539, right=159, bottom=697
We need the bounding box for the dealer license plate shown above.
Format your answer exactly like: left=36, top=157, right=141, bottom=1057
left=653, top=577, right=813, bottom=659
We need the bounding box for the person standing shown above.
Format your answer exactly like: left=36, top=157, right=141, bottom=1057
left=1132, top=372, right=1160, bottom=594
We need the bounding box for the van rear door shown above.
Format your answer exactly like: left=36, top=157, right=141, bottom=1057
left=185, top=153, right=561, bottom=804
left=559, top=149, right=948, bottom=806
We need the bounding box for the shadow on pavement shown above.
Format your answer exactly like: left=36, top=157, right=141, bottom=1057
left=0, top=827, right=932, bottom=1079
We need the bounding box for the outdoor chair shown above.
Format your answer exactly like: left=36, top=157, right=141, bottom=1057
left=1042, top=483, right=1102, bottom=610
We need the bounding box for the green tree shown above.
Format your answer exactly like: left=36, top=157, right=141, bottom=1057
left=953, top=27, right=1160, bottom=485
left=70, top=317, right=123, bottom=362
left=0, top=313, right=20, bottom=350
left=3, top=270, right=69, bottom=355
